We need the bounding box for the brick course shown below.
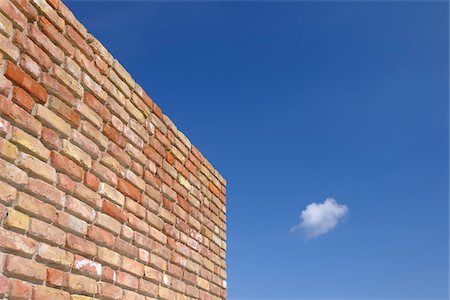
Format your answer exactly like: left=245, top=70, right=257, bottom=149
left=0, top=0, right=227, bottom=299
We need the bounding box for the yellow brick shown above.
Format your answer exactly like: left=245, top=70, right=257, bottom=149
left=0, top=137, right=18, bottom=162
left=35, top=105, right=71, bottom=137
left=197, top=276, right=210, bottom=291
left=38, top=244, right=74, bottom=267
left=11, top=127, right=50, bottom=161
left=178, top=175, right=191, bottom=191
left=4, top=208, right=29, bottom=231
left=53, top=65, right=83, bottom=97
left=76, top=103, right=101, bottom=129
left=61, top=140, right=92, bottom=169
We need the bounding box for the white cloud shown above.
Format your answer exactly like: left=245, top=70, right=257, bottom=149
left=290, top=198, right=349, bottom=239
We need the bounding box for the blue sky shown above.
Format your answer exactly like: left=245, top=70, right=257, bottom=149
left=68, top=1, right=448, bottom=299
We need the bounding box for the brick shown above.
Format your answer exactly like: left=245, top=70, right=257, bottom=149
left=81, top=72, right=107, bottom=102
left=0, top=117, right=11, bottom=136
left=0, top=158, right=29, bottom=188
left=54, top=65, right=83, bottom=98
left=0, top=11, right=13, bottom=37
left=51, top=151, right=84, bottom=181
left=87, top=225, right=114, bottom=247
left=0, top=137, right=18, bottom=162
left=30, top=0, right=64, bottom=31
left=37, top=243, right=74, bottom=267
left=47, top=268, right=68, bottom=287
left=66, top=233, right=97, bottom=257
left=84, top=91, right=109, bottom=120
left=62, top=140, right=92, bottom=169
left=47, top=96, right=80, bottom=127
left=64, top=56, right=81, bottom=79
left=121, top=256, right=144, bottom=277
left=158, top=286, right=176, bottom=299
left=97, top=246, right=121, bottom=268
left=75, top=50, right=102, bottom=84
left=138, top=279, right=158, bottom=297
left=103, top=123, right=125, bottom=148
left=116, top=271, right=138, bottom=290
left=76, top=102, right=102, bottom=128
left=97, top=282, right=122, bottom=300
left=12, top=127, right=49, bottom=161
left=84, top=172, right=99, bottom=191
left=56, top=211, right=87, bottom=235
left=73, top=182, right=102, bottom=209
left=13, top=31, right=52, bottom=70
left=102, top=199, right=127, bottom=223
left=18, top=152, right=56, bottom=183
left=41, top=72, right=77, bottom=106
left=35, top=104, right=71, bottom=137
left=73, top=255, right=102, bottom=278
left=0, top=274, right=7, bottom=296
left=0, top=180, right=17, bottom=204
left=32, top=285, right=70, bottom=300
left=0, top=29, right=19, bottom=62
left=57, top=1, right=87, bottom=37
left=80, top=120, right=108, bottom=149
left=39, top=16, right=73, bottom=56
left=0, top=95, right=42, bottom=136
left=8, top=278, right=32, bottom=299
left=95, top=212, right=121, bottom=235
left=66, top=25, right=93, bottom=59
left=27, top=177, right=64, bottom=208
left=0, top=1, right=26, bottom=30
left=118, top=178, right=141, bottom=202
left=72, top=129, right=99, bottom=159
left=65, top=195, right=95, bottom=222
left=124, top=169, right=145, bottom=191
left=28, top=23, right=64, bottom=64
left=4, top=254, right=46, bottom=283
left=12, top=86, right=34, bottom=113
left=68, top=273, right=97, bottom=295
left=4, top=208, right=29, bottom=231
left=92, top=161, right=117, bottom=186
left=16, top=192, right=57, bottom=222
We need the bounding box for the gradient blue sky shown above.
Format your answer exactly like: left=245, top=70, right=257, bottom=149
left=67, top=1, right=448, bottom=299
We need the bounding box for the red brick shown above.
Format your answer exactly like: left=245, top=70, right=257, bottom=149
left=84, top=91, right=110, bottom=121
left=103, top=123, right=126, bottom=148
left=102, top=200, right=127, bottom=223
left=56, top=211, right=87, bottom=236
left=138, top=279, right=158, bottom=297
left=73, top=255, right=102, bottom=278
left=27, top=177, right=64, bottom=208
left=41, top=127, right=61, bottom=150
left=47, top=268, right=68, bottom=287
left=0, top=0, right=26, bottom=30
left=7, top=64, right=46, bottom=107
left=84, top=172, right=99, bottom=191
left=51, top=151, right=84, bottom=181
left=47, top=96, right=80, bottom=127
left=0, top=226, right=37, bottom=256
left=66, top=25, right=93, bottom=59
left=66, top=233, right=97, bottom=258
left=87, top=225, right=115, bottom=247
left=57, top=173, right=75, bottom=193
left=13, top=30, right=52, bottom=70
left=8, top=278, right=32, bottom=299
left=16, top=192, right=57, bottom=222
left=39, top=17, right=74, bottom=56
left=0, top=95, right=42, bottom=136
left=118, top=178, right=141, bottom=202
left=97, top=282, right=122, bottom=300
left=40, top=73, right=77, bottom=106
left=0, top=274, right=7, bottom=296
left=121, top=256, right=144, bottom=277
left=68, top=273, right=97, bottom=295
left=92, top=161, right=117, bottom=186
left=116, top=271, right=138, bottom=290
left=12, top=86, right=34, bottom=113
left=4, top=254, right=46, bottom=283
left=71, top=130, right=99, bottom=159
left=29, top=218, right=65, bottom=246
left=73, top=182, right=102, bottom=209
left=28, top=23, right=64, bottom=64
left=143, top=144, right=163, bottom=166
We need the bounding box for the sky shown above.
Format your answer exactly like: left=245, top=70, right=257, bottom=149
left=67, top=1, right=449, bottom=299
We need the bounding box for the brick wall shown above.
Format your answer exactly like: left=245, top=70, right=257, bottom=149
left=0, top=0, right=227, bottom=299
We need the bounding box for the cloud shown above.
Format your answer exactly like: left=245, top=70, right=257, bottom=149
left=290, top=198, right=349, bottom=239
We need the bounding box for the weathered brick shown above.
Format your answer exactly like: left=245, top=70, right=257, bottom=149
left=4, top=208, right=29, bottom=231
left=66, top=233, right=97, bottom=257
left=117, top=178, right=141, bottom=202
left=121, top=256, right=144, bottom=277
left=0, top=180, right=17, bottom=204
left=32, top=285, right=70, bottom=300
left=47, top=96, right=80, bottom=127
left=35, top=104, right=71, bottom=137
left=56, top=211, right=87, bottom=236
left=8, top=278, right=32, bottom=299
left=0, top=11, right=14, bottom=37
left=71, top=130, right=99, bottom=159
left=62, top=140, right=92, bottom=169
left=68, top=273, right=97, bottom=295
left=73, top=182, right=102, bottom=209
left=41, top=72, right=77, bottom=106
left=30, top=0, right=64, bottom=31
left=97, top=246, right=121, bottom=268
left=65, top=195, right=95, bottom=223
left=0, top=95, right=42, bottom=136
left=28, top=23, right=64, bottom=64
left=80, top=120, right=108, bottom=150
left=16, top=192, right=57, bottom=222
left=97, top=282, right=122, bottom=300
left=87, top=225, right=115, bottom=247
left=39, top=16, right=73, bottom=56
left=72, top=255, right=102, bottom=278
left=66, top=25, right=93, bottom=59
left=0, top=158, right=28, bottom=187
left=0, top=30, right=19, bottom=62
left=27, top=177, right=64, bottom=208
left=76, top=102, right=102, bottom=128
left=95, top=212, right=121, bottom=235
left=0, top=137, right=18, bottom=162
left=102, top=199, right=127, bottom=223
left=4, top=254, right=46, bottom=283
left=47, top=268, right=68, bottom=287
left=116, top=271, right=138, bottom=290
left=84, top=172, right=99, bottom=191
left=92, top=161, right=117, bottom=186
left=51, top=151, right=84, bottom=181
left=53, top=65, right=83, bottom=98
left=18, top=152, right=56, bottom=183
left=37, top=243, right=74, bottom=267
left=13, top=31, right=52, bottom=70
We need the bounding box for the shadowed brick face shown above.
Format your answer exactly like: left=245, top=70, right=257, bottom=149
left=0, top=1, right=227, bottom=299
